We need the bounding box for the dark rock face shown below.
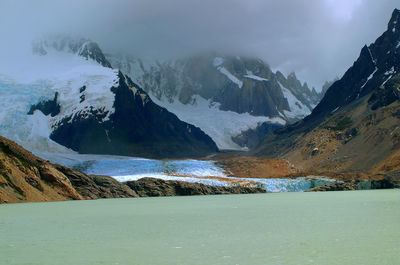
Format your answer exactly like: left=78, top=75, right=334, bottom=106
left=307, top=174, right=400, bottom=192
left=372, top=172, right=400, bottom=189
left=368, top=74, right=400, bottom=110
left=232, top=122, right=283, bottom=149
left=210, top=57, right=291, bottom=117
left=321, top=79, right=338, bottom=96
left=126, top=177, right=266, bottom=197
left=28, top=92, right=60, bottom=117
left=49, top=72, right=218, bottom=158
left=77, top=41, right=112, bottom=68
left=310, top=8, right=400, bottom=119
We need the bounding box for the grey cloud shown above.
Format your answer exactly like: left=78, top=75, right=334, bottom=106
left=1, top=0, right=399, bottom=89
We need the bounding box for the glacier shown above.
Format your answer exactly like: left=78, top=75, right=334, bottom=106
left=36, top=152, right=337, bottom=192
left=151, top=95, right=285, bottom=150
left=278, top=81, right=311, bottom=119
left=0, top=49, right=119, bottom=152
left=0, top=82, right=71, bottom=153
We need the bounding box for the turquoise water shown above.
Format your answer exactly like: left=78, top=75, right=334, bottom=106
left=0, top=190, right=399, bottom=265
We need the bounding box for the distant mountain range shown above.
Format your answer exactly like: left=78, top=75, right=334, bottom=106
left=107, top=53, right=325, bottom=149
left=0, top=32, right=325, bottom=157
left=254, top=9, right=400, bottom=175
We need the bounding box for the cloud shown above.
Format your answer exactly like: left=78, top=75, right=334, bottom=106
left=0, top=0, right=399, bottom=89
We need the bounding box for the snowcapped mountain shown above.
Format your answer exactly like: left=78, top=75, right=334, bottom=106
left=33, top=36, right=112, bottom=68
left=107, top=53, right=324, bottom=149
left=0, top=36, right=217, bottom=158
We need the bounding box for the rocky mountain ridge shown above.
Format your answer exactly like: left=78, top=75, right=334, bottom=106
left=310, top=8, right=400, bottom=120
left=108, top=53, right=324, bottom=120
left=254, top=9, right=400, bottom=176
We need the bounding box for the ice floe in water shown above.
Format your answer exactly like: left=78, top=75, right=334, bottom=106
left=38, top=153, right=336, bottom=192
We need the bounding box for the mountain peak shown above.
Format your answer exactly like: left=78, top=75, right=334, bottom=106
left=288, top=72, right=297, bottom=79
left=32, top=36, right=112, bottom=68
left=388, top=8, right=400, bottom=33
left=309, top=9, right=400, bottom=118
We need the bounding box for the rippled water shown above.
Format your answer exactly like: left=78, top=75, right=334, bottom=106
left=1, top=190, right=399, bottom=265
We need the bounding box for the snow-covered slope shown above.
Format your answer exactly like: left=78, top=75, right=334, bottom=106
left=152, top=95, right=285, bottom=150
left=107, top=54, right=324, bottom=150
left=0, top=37, right=218, bottom=158
left=0, top=46, right=117, bottom=152
left=278, top=81, right=311, bottom=119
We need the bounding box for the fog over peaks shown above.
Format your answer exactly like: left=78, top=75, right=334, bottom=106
left=1, top=0, right=399, bottom=89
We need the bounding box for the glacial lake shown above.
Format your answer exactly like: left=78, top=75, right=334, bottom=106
left=1, top=190, right=399, bottom=265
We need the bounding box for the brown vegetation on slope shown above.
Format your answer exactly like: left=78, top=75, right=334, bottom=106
left=0, top=136, right=82, bottom=203
left=216, top=157, right=297, bottom=179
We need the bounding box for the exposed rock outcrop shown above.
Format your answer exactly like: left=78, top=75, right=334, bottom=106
left=307, top=182, right=357, bottom=192
left=55, top=165, right=138, bottom=199
left=126, top=177, right=266, bottom=197
left=28, top=92, right=60, bottom=117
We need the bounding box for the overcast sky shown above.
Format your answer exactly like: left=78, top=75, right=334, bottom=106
left=1, top=0, right=399, bottom=90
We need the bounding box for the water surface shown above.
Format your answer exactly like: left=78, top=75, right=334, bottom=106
left=1, top=190, right=399, bottom=265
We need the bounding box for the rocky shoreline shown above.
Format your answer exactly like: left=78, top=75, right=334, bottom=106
left=0, top=136, right=265, bottom=204
left=1, top=135, right=399, bottom=204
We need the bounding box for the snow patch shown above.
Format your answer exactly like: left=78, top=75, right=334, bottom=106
left=384, top=66, right=395, bottom=75
left=278, top=82, right=311, bottom=119
left=212, top=57, right=224, bottom=67
left=50, top=64, right=119, bottom=124
left=217, top=67, right=243, bottom=88
left=360, top=67, right=378, bottom=89
left=244, top=71, right=268, bottom=82
left=367, top=46, right=377, bottom=65
left=381, top=75, right=393, bottom=87
left=331, top=107, right=340, bottom=114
